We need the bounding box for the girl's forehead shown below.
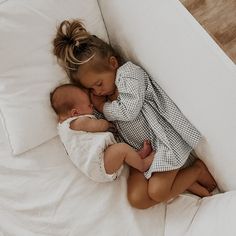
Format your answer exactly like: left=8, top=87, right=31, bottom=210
left=78, top=70, right=99, bottom=87
left=79, top=77, right=94, bottom=88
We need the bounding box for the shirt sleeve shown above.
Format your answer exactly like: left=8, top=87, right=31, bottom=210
left=103, top=68, right=146, bottom=122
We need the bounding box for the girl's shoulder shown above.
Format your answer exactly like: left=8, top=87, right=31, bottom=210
left=117, top=61, right=141, bottom=74
left=116, top=61, right=147, bottom=81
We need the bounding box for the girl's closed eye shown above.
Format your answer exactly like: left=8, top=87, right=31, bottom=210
left=96, top=81, right=102, bottom=87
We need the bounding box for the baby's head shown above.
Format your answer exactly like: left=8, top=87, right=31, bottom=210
left=50, top=84, right=93, bottom=122
left=53, top=19, right=123, bottom=97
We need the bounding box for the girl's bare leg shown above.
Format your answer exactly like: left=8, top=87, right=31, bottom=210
left=187, top=182, right=211, bottom=197
left=127, top=168, right=210, bottom=209
left=127, top=167, right=158, bottom=209
left=148, top=159, right=215, bottom=202
left=127, top=159, right=216, bottom=209
left=194, top=159, right=217, bottom=192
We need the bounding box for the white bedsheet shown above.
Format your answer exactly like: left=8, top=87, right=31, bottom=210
left=1, top=118, right=236, bottom=236
left=0, top=119, right=166, bottom=236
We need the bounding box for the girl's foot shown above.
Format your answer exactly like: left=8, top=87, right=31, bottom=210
left=138, top=140, right=153, bottom=159
left=187, top=182, right=211, bottom=197
left=195, top=159, right=217, bottom=192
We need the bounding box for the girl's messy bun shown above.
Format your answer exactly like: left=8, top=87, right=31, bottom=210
left=53, top=20, right=96, bottom=69
left=53, top=19, right=122, bottom=79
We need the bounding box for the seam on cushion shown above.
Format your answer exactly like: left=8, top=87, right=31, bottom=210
left=185, top=199, right=202, bottom=235
left=0, top=108, right=15, bottom=154
left=0, top=0, right=9, bottom=5
left=163, top=203, right=167, bottom=236
left=96, top=0, right=111, bottom=43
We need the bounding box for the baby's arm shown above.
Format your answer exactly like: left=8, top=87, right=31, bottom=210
left=70, top=117, right=114, bottom=132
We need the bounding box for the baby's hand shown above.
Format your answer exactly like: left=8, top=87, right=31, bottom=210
left=90, top=93, right=106, bottom=113
left=107, top=122, right=117, bottom=133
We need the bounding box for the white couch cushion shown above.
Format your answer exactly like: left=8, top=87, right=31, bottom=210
left=187, top=191, right=236, bottom=235
left=98, top=0, right=236, bottom=191
left=165, top=192, right=236, bottom=236
left=0, top=0, right=108, bottom=154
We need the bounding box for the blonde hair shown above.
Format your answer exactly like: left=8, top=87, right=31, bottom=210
left=53, top=19, right=122, bottom=82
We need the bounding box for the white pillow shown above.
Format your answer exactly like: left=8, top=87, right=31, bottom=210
left=0, top=0, right=108, bottom=155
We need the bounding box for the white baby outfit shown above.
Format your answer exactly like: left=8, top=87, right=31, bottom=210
left=58, top=115, right=123, bottom=182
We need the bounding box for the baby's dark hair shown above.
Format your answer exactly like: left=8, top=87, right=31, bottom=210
left=50, top=84, right=80, bottom=115
left=53, top=19, right=123, bottom=83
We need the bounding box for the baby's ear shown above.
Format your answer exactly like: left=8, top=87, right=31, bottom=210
left=109, top=56, right=119, bottom=70
left=71, top=108, right=80, bottom=117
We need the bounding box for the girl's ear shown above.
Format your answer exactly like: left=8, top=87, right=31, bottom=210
left=71, top=108, right=80, bottom=117
left=109, top=56, right=119, bottom=70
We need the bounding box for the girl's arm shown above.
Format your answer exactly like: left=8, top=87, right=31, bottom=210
left=103, top=67, right=146, bottom=122
left=70, top=117, right=113, bottom=132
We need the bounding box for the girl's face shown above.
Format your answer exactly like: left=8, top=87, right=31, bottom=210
left=76, top=57, right=118, bottom=97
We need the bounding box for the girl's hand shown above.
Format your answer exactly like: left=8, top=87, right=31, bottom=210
left=90, top=93, right=107, bottom=113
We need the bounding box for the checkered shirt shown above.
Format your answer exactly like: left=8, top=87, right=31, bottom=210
left=102, top=62, right=202, bottom=179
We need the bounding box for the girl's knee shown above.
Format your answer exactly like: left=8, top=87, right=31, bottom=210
left=148, top=183, right=170, bottom=202
left=127, top=193, right=142, bottom=209
left=127, top=191, right=149, bottom=209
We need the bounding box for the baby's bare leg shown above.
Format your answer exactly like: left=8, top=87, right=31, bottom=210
left=137, top=140, right=152, bottom=159
left=103, top=143, right=154, bottom=174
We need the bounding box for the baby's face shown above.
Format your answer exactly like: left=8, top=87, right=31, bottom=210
left=74, top=89, right=93, bottom=115
left=57, top=86, right=93, bottom=122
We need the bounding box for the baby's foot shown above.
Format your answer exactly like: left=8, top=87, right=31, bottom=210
left=195, top=159, right=217, bottom=192
left=187, top=182, right=211, bottom=197
left=138, top=140, right=153, bottom=159
left=139, top=152, right=155, bottom=172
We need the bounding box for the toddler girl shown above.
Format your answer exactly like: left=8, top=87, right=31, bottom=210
left=53, top=20, right=217, bottom=209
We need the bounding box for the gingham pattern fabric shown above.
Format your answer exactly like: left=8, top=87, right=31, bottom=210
left=103, top=62, right=202, bottom=179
